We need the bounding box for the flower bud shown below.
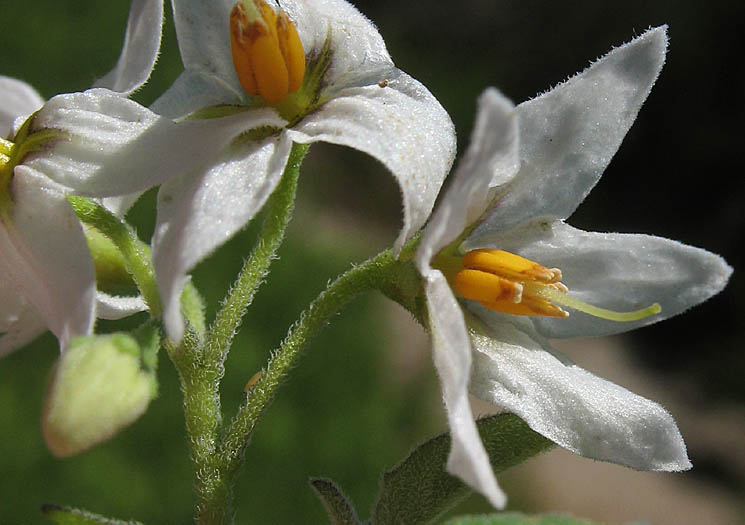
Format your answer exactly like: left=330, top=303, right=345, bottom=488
left=42, top=334, right=156, bottom=457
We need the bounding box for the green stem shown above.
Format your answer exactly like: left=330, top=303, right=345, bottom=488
left=166, top=331, right=230, bottom=525
left=218, top=249, right=401, bottom=480
left=204, top=142, right=309, bottom=365
left=174, top=143, right=308, bottom=524
left=68, top=196, right=161, bottom=316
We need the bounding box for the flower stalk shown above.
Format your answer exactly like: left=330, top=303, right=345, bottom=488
left=68, top=196, right=161, bottom=316
left=218, top=247, right=403, bottom=483
left=204, top=142, right=309, bottom=364
left=169, top=142, right=306, bottom=524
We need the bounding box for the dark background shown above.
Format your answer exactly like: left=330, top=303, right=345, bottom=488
left=1, top=1, right=743, bottom=523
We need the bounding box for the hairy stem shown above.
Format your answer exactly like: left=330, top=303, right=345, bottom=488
left=68, top=196, right=161, bottom=316
left=175, top=143, right=308, bottom=524
left=218, top=249, right=400, bottom=480
left=204, top=142, right=309, bottom=365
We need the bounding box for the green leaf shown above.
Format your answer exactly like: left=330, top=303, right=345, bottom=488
left=41, top=503, right=143, bottom=525
left=310, top=478, right=361, bottom=525
left=372, top=414, right=553, bottom=525
left=444, top=513, right=601, bottom=525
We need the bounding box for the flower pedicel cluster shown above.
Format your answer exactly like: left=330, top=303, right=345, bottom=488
left=0, top=0, right=732, bottom=519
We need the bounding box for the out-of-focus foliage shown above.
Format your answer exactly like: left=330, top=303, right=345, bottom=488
left=444, top=514, right=600, bottom=525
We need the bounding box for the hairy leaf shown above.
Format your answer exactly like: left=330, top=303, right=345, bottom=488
left=310, top=478, right=361, bottom=525
left=372, top=414, right=553, bottom=524
left=41, top=503, right=143, bottom=525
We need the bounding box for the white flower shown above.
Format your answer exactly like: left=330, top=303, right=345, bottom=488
left=0, top=0, right=163, bottom=354
left=415, top=26, right=732, bottom=508
left=148, top=0, right=456, bottom=341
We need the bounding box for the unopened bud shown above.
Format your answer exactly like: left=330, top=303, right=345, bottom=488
left=42, top=334, right=156, bottom=457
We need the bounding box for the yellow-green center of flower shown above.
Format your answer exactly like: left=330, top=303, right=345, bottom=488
left=0, top=138, right=14, bottom=213
left=0, top=137, right=12, bottom=165
left=229, top=0, right=306, bottom=105
left=0, top=115, right=69, bottom=215
left=443, top=248, right=661, bottom=322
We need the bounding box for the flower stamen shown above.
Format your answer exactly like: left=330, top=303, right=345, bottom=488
left=229, top=0, right=306, bottom=105
left=452, top=249, right=661, bottom=321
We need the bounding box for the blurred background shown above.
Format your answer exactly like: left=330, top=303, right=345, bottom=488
left=1, top=0, right=743, bottom=523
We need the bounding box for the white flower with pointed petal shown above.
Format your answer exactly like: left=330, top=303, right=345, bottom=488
left=148, top=0, right=455, bottom=341
left=415, top=27, right=732, bottom=508
left=0, top=0, right=163, bottom=354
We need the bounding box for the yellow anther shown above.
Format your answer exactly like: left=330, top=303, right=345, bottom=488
left=463, top=249, right=562, bottom=284
left=454, top=269, right=523, bottom=305
left=452, top=248, right=661, bottom=322
left=230, top=0, right=306, bottom=105
left=276, top=10, right=305, bottom=93
left=455, top=249, right=568, bottom=318
left=479, top=294, right=569, bottom=318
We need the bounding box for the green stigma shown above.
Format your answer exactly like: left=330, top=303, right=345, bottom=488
left=536, top=286, right=661, bottom=322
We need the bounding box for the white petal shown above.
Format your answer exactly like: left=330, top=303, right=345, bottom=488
left=472, top=26, right=668, bottom=239
left=156, top=0, right=397, bottom=117
left=469, top=323, right=691, bottom=472
left=151, top=70, right=246, bottom=119
left=0, top=283, right=46, bottom=356
left=416, top=88, right=517, bottom=272
left=0, top=76, right=44, bottom=137
left=0, top=167, right=95, bottom=347
left=153, top=133, right=293, bottom=342
left=96, top=292, right=148, bottom=320
left=101, top=193, right=143, bottom=219
left=167, top=0, right=239, bottom=98
left=469, top=220, right=732, bottom=339
left=290, top=70, right=456, bottom=254
left=282, top=0, right=393, bottom=93
left=424, top=269, right=506, bottom=509
left=27, top=88, right=284, bottom=196
left=162, top=0, right=395, bottom=115
left=93, top=0, right=164, bottom=95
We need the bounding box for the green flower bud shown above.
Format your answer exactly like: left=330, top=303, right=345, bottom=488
left=42, top=334, right=156, bottom=457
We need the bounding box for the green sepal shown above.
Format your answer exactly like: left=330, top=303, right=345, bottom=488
left=371, top=414, right=554, bottom=525
left=444, top=513, right=601, bottom=525
left=84, top=226, right=138, bottom=295
left=1, top=111, right=67, bottom=213
left=40, top=503, right=143, bottom=525
left=310, top=478, right=361, bottom=525
left=131, top=320, right=162, bottom=392
left=276, top=27, right=332, bottom=124
left=374, top=256, right=426, bottom=326
left=181, top=280, right=207, bottom=338
left=68, top=195, right=161, bottom=316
